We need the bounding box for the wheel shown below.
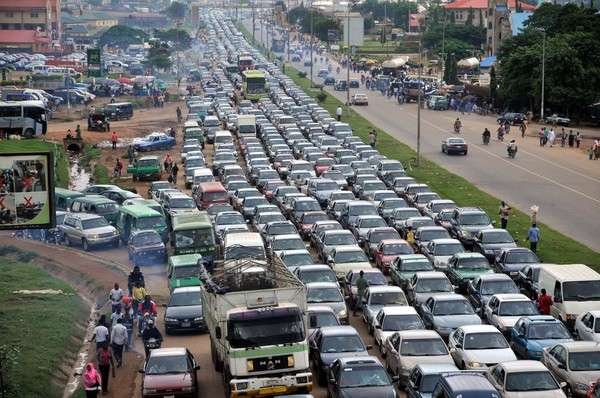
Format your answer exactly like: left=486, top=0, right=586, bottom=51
left=211, top=343, right=223, bottom=371
left=222, top=368, right=232, bottom=398
left=463, top=150, right=468, bottom=155
left=113, top=239, right=120, bottom=248
left=132, top=175, right=138, bottom=182
left=23, top=128, right=34, bottom=138
left=63, top=235, right=71, bottom=246
left=441, top=146, right=445, bottom=153
left=82, top=238, right=90, bottom=251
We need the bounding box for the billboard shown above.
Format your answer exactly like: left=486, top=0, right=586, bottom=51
left=342, top=14, right=364, bottom=47
left=87, top=48, right=101, bottom=78
left=0, top=152, right=55, bottom=230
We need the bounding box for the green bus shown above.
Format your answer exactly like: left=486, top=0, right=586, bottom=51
left=116, top=204, right=168, bottom=242
left=170, top=212, right=216, bottom=262
left=55, top=188, right=85, bottom=211
left=242, top=70, right=267, bottom=102
left=167, top=254, right=203, bottom=292
left=69, top=195, right=120, bottom=225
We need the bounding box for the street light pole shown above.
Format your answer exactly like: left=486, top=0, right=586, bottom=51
left=441, top=10, right=446, bottom=81
left=252, top=3, right=256, bottom=42
left=540, top=30, right=546, bottom=121
left=310, top=2, right=314, bottom=86
left=417, top=38, right=422, bottom=167
left=346, top=6, right=351, bottom=108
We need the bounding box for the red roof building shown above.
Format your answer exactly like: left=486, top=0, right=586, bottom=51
left=0, top=0, right=60, bottom=53
left=443, top=0, right=535, bottom=27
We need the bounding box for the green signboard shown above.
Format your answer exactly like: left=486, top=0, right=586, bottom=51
left=87, top=48, right=102, bottom=77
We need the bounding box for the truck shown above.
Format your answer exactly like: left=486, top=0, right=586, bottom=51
left=201, top=257, right=312, bottom=397
left=235, top=114, right=256, bottom=138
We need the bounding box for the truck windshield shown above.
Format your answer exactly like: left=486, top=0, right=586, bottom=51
left=175, top=229, right=214, bottom=249
left=228, top=310, right=305, bottom=348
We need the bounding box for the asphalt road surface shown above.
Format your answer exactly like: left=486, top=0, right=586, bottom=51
left=247, top=18, right=600, bottom=253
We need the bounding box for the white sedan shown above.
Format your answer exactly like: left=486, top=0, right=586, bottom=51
left=351, top=93, right=369, bottom=106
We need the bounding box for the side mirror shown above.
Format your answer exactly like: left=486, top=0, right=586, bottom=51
left=138, top=369, right=145, bottom=374
left=559, top=382, right=567, bottom=389
left=492, top=309, right=498, bottom=315
left=557, top=363, right=566, bottom=370
left=329, top=377, right=336, bottom=385
left=375, top=324, right=381, bottom=329
left=327, top=255, right=333, bottom=263
left=194, top=365, right=201, bottom=371
left=215, top=326, right=222, bottom=340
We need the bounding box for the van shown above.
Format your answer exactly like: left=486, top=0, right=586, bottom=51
left=191, top=168, right=215, bottom=190
left=214, top=130, right=233, bottom=145
left=431, top=372, right=499, bottom=398
left=538, top=264, right=600, bottom=329
left=55, top=188, right=85, bottom=211
left=116, top=204, right=168, bottom=243
left=223, top=232, right=266, bottom=261
left=194, top=182, right=228, bottom=209
left=167, top=254, right=203, bottom=292
left=69, top=195, right=119, bottom=225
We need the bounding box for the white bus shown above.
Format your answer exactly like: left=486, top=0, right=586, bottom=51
left=0, top=101, right=48, bottom=138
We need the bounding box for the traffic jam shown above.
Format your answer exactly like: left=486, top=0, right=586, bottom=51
left=54, top=8, right=600, bottom=398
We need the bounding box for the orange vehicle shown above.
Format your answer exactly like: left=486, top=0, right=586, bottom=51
left=194, top=181, right=227, bottom=209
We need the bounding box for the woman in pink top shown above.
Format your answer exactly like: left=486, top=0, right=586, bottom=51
left=82, top=362, right=102, bottom=397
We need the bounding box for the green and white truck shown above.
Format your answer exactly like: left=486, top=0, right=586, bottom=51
left=201, top=258, right=312, bottom=397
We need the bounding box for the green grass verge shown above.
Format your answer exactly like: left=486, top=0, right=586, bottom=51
left=81, top=145, right=111, bottom=184
left=0, top=139, right=69, bottom=188
left=0, top=255, right=87, bottom=397
left=283, top=66, right=600, bottom=267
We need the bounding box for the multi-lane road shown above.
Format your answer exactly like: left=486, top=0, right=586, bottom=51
left=246, top=18, right=600, bottom=253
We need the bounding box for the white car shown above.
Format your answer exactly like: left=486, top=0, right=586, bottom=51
left=575, top=310, right=600, bottom=342
left=484, top=294, right=539, bottom=333
left=421, top=238, right=465, bottom=270
left=351, top=93, right=369, bottom=105
left=448, top=325, right=517, bottom=369
left=373, top=306, right=424, bottom=355
left=487, top=360, right=567, bottom=398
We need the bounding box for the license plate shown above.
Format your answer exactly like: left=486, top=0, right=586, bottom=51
left=265, top=380, right=281, bottom=386
left=259, top=386, right=286, bottom=395
left=181, top=321, right=191, bottom=327
left=164, top=395, right=174, bottom=398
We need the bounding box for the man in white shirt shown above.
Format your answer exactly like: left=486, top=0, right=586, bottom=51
left=91, top=322, right=109, bottom=350
left=336, top=106, right=342, bottom=121
left=109, top=283, right=124, bottom=314
left=111, top=318, right=128, bottom=367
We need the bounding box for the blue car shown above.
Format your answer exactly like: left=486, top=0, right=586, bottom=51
left=127, top=230, right=167, bottom=266
left=133, top=132, right=175, bottom=152
left=510, top=315, right=573, bottom=360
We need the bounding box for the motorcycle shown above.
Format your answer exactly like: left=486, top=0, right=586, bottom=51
left=143, top=337, right=162, bottom=358
left=507, top=144, right=518, bottom=158
left=138, top=312, right=156, bottom=335
left=482, top=133, right=490, bottom=145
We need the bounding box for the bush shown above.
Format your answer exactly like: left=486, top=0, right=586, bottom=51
left=316, top=92, right=327, bottom=102
left=298, top=71, right=307, bottom=78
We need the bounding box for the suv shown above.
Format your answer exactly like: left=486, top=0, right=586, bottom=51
left=497, top=112, right=526, bottom=125
left=449, top=207, right=494, bottom=247
left=60, top=213, right=120, bottom=250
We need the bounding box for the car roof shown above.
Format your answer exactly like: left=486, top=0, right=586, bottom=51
left=399, top=330, right=441, bottom=339
left=297, top=264, right=332, bottom=271
left=149, top=347, right=187, bottom=357
left=561, top=341, right=600, bottom=352
left=498, top=360, right=549, bottom=372
left=319, top=325, right=360, bottom=336
left=337, top=356, right=382, bottom=367
left=479, top=273, right=513, bottom=281
left=415, top=271, right=447, bottom=279
left=442, top=373, right=495, bottom=392
left=380, top=306, right=417, bottom=315
left=67, top=212, right=103, bottom=220
left=430, top=238, right=462, bottom=245
left=416, top=363, right=460, bottom=374
left=367, top=285, right=403, bottom=293
left=306, top=282, right=340, bottom=289
left=452, top=252, right=487, bottom=259
left=519, top=315, right=560, bottom=324
left=172, top=286, right=202, bottom=293
left=459, top=324, right=501, bottom=334
left=493, top=293, right=531, bottom=301
left=307, top=305, right=337, bottom=314
left=431, top=293, right=465, bottom=301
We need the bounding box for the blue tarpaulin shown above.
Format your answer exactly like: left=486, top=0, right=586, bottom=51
left=480, top=56, right=497, bottom=69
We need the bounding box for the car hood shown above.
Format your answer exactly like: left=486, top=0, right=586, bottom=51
left=570, top=370, right=600, bottom=388
left=143, top=372, right=193, bottom=390
left=434, top=314, right=482, bottom=328
left=497, top=316, right=522, bottom=329
left=339, top=386, right=396, bottom=398
left=132, top=243, right=165, bottom=252
left=527, top=338, right=573, bottom=351
left=499, top=262, right=538, bottom=273
left=320, top=350, right=369, bottom=367
left=165, top=304, right=203, bottom=319
left=402, top=354, right=454, bottom=371
left=503, top=390, right=565, bottom=398
left=414, top=291, right=452, bottom=306
left=455, top=269, right=494, bottom=280
left=460, top=225, right=494, bottom=236
left=480, top=242, right=517, bottom=253
left=463, top=348, right=516, bottom=364
left=433, top=256, right=452, bottom=268
left=311, top=301, right=346, bottom=316
left=87, top=226, right=116, bottom=235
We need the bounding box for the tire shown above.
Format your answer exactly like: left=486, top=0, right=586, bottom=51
left=23, top=128, right=34, bottom=138
left=223, top=368, right=232, bottom=398
left=211, top=343, right=223, bottom=372
left=113, top=239, right=120, bottom=248
left=82, top=238, right=90, bottom=251
left=63, top=235, right=71, bottom=246
left=463, top=150, right=468, bottom=155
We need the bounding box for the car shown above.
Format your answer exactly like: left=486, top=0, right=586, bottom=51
left=373, top=239, right=414, bottom=274
left=102, top=188, right=142, bottom=204
left=419, top=294, right=482, bottom=339
left=295, top=264, right=339, bottom=285
left=426, top=95, right=450, bottom=111
left=433, top=372, right=499, bottom=397
left=344, top=269, right=387, bottom=310
left=317, top=229, right=358, bottom=262
left=406, top=271, right=454, bottom=307
left=307, top=306, right=341, bottom=337
left=214, top=211, right=247, bottom=238
left=446, top=252, right=493, bottom=292
left=323, top=76, right=336, bottom=85
left=60, top=213, right=120, bottom=250
left=373, top=306, right=425, bottom=355
left=493, top=247, right=540, bottom=277
left=278, top=249, right=314, bottom=271
left=306, top=282, right=349, bottom=324
left=362, top=286, right=409, bottom=332
left=267, top=234, right=306, bottom=258
left=484, top=294, right=539, bottom=334
left=164, top=286, right=206, bottom=334
left=406, top=363, right=460, bottom=398
left=133, top=132, right=176, bottom=152
left=384, top=330, right=454, bottom=386
left=390, top=254, right=434, bottom=290
left=497, top=112, right=526, bottom=125
left=515, top=263, right=545, bottom=299
left=448, top=325, right=516, bottom=369
left=141, top=347, right=200, bottom=397
left=326, top=356, right=396, bottom=398
left=449, top=207, right=494, bottom=247
left=127, top=156, right=162, bottom=182
left=467, top=273, right=521, bottom=314
left=334, top=80, right=347, bottom=91
left=421, top=238, right=465, bottom=270
left=487, top=360, right=567, bottom=398
left=441, top=137, right=468, bottom=155
left=575, top=311, right=600, bottom=343
left=544, top=114, right=571, bottom=126
left=349, top=78, right=360, bottom=88
left=326, top=246, right=372, bottom=279
left=128, top=230, right=167, bottom=266
left=351, top=93, right=369, bottom=105
left=309, top=326, right=370, bottom=385
left=510, top=315, right=573, bottom=360
left=542, top=341, right=600, bottom=397
left=472, top=229, right=518, bottom=261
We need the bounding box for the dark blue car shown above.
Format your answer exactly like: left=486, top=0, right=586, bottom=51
left=510, top=315, right=573, bottom=360
left=133, top=132, right=175, bottom=152
left=128, top=230, right=167, bottom=266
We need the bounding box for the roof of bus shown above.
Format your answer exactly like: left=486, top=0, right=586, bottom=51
left=55, top=187, right=85, bottom=197
left=169, top=253, right=203, bottom=267
left=0, top=100, right=46, bottom=108
left=119, top=204, right=161, bottom=217
left=242, top=70, right=265, bottom=78
left=76, top=195, right=117, bottom=204
left=171, top=211, right=212, bottom=230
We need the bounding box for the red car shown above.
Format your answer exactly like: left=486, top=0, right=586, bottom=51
left=297, top=211, right=329, bottom=238
left=314, top=157, right=335, bottom=176
left=141, top=347, right=200, bottom=397
left=373, top=239, right=415, bottom=274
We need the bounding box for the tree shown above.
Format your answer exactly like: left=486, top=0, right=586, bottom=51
left=444, top=53, right=458, bottom=84
left=154, top=28, right=192, bottom=50
left=98, top=25, right=147, bottom=49
left=165, top=1, right=188, bottom=20
left=489, top=66, right=497, bottom=107
left=466, top=8, right=474, bottom=26
left=145, top=41, right=172, bottom=70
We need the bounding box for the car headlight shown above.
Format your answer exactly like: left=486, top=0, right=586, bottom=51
left=193, top=317, right=203, bottom=322
left=113, top=230, right=119, bottom=235
left=468, top=361, right=483, bottom=368
left=574, top=382, right=589, bottom=392
left=338, top=309, right=347, bottom=319
left=144, top=388, right=158, bottom=393
left=164, top=317, right=178, bottom=322
left=235, top=382, right=248, bottom=391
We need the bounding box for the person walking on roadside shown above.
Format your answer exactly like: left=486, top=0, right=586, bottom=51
left=163, top=153, right=173, bottom=174
left=520, top=121, right=527, bottom=138
left=353, top=270, right=369, bottom=316
left=96, top=343, right=115, bottom=394
left=171, top=162, right=179, bottom=183
left=114, top=158, right=123, bottom=177
left=538, top=128, right=545, bottom=146
left=126, top=145, right=135, bottom=164
left=368, top=129, right=377, bottom=149
left=526, top=223, right=540, bottom=254
left=560, top=128, right=566, bottom=147
left=499, top=201, right=511, bottom=229
left=109, top=283, right=124, bottom=314
left=111, top=318, right=128, bottom=368
left=127, top=266, right=145, bottom=296
left=537, top=288, right=553, bottom=315
left=568, top=130, right=575, bottom=147
left=90, top=315, right=110, bottom=350
left=82, top=363, right=102, bottom=398
left=176, top=106, right=182, bottom=124
left=576, top=132, right=582, bottom=148
left=110, top=131, right=118, bottom=150
left=336, top=106, right=342, bottom=121
left=548, top=128, right=556, bottom=147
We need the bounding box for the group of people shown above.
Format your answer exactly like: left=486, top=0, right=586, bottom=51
left=538, top=127, right=582, bottom=149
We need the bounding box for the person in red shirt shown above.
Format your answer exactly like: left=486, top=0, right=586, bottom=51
left=110, top=131, right=118, bottom=150
left=537, top=288, right=553, bottom=315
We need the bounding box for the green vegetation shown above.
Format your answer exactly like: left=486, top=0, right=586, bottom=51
left=98, top=25, right=147, bottom=49
left=81, top=145, right=110, bottom=184
left=0, top=139, right=69, bottom=188
left=357, top=0, right=417, bottom=31
left=165, top=1, right=188, bottom=20
left=0, top=256, right=87, bottom=397
left=154, top=28, right=192, bottom=50
left=288, top=6, right=340, bottom=42
left=284, top=64, right=600, bottom=267
left=145, top=41, right=173, bottom=71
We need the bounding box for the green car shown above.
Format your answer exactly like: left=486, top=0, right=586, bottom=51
left=167, top=254, right=203, bottom=292
left=446, top=252, right=493, bottom=292
left=127, top=156, right=161, bottom=181
left=390, top=254, right=434, bottom=290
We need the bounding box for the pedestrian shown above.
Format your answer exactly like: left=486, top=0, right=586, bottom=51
left=520, top=121, right=527, bottom=138
left=568, top=130, right=575, bottom=147
left=109, top=283, right=124, bottom=314
left=560, top=128, right=566, bottom=147
left=576, top=132, right=582, bottom=148
left=526, top=223, right=540, bottom=254
left=499, top=201, right=511, bottom=229
left=110, top=131, right=118, bottom=150
left=132, top=282, right=146, bottom=318
left=96, top=343, right=115, bottom=394
left=82, top=362, right=102, bottom=398
left=537, top=288, right=553, bottom=315
left=353, top=270, right=369, bottom=316
left=121, top=310, right=134, bottom=351
left=127, top=266, right=145, bottom=296
left=405, top=226, right=415, bottom=246
left=336, top=106, right=342, bottom=121
left=548, top=128, right=555, bottom=147
left=127, top=145, right=135, bottom=164
left=90, top=315, right=110, bottom=350
left=75, top=124, right=82, bottom=140
left=171, top=162, right=179, bottom=182
left=163, top=153, right=173, bottom=173
left=538, top=128, right=545, bottom=146
left=114, top=158, right=123, bottom=177
left=111, top=318, right=128, bottom=368
left=66, top=129, right=73, bottom=139
left=595, top=140, right=600, bottom=160
left=368, top=129, right=377, bottom=149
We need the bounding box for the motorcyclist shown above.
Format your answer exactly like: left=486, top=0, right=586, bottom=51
left=127, top=265, right=145, bottom=296
left=141, top=319, right=163, bottom=357
left=507, top=140, right=518, bottom=158
left=497, top=125, right=505, bottom=141
left=138, top=295, right=157, bottom=333
left=482, top=128, right=491, bottom=144
left=454, top=118, right=462, bottom=134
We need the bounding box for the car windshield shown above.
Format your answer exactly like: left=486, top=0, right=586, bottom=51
left=282, top=253, right=313, bottom=267
left=498, top=301, right=538, bottom=316
left=316, top=182, right=338, bottom=191
left=481, top=280, right=519, bottom=295
left=218, top=213, right=245, bottom=225
left=434, top=243, right=464, bottom=256
left=401, top=338, right=448, bottom=356
left=416, top=194, right=440, bottom=204
left=527, top=323, right=572, bottom=339
left=456, top=258, right=489, bottom=269
left=505, top=251, right=538, bottom=264
left=395, top=210, right=421, bottom=221
left=81, top=217, right=108, bottom=229
left=268, top=224, right=297, bottom=236
left=145, top=355, right=189, bottom=375
left=363, top=182, right=386, bottom=191
left=381, top=199, right=406, bottom=209
left=420, top=374, right=442, bottom=393
left=273, top=238, right=305, bottom=251
left=339, top=366, right=391, bottom=388
left=310, top=312, right=339, bottom=328
left=132, top=232, right=162, bottom=246
left=258, top=213, right=286, bottom=224
left=245, top=198, right=268, bottom=208
left=383, top=243, right=412, bottom=255
left=173, top=265, right=198, bottom=279
left=321, top=335, right=365, bottom=353
left=400, top=260, right=434, bottom=272
left=300, top=270, right=337, bottom=284
left=168, top=291, right=202, bottom=307
left=370, top=292, right=407, bottom=306
left=137, top=159, right=157, bottom=167
left=335, top=250, right=368, bottom=263
left=302, top=213, right=328, bottom=224
left=563, top=281, right=600, bottom=301
left=307, top=287, right=343, bottom=303
left=432, top=203, right=456, bottom=213
left=295, top=201, right=321, bottom=212
left=459, top=213, right=491, bottom=226
left=95, top=203, right=118, bottom=214
left=420, top=230, right=450, bottom=242
left=482, top=231, right=513, bottom=244
left=350, top=205, right=378, bottom=216
left=228, top=310, right=305, bottom=348
left=505, top=371, right=559, bottom=392
left=416, top=278, right=452, bottom=293
left=433, top=299, right=474, bottom=315
left=325, top=233, right=356, bottom=245
left=174, top=228, right=215, bottom=249
left=136, top=216, right=166, bottom=230
left=569, top=351, right=600, bottom=371
left=359, top=218, right=386, bottom=228
left=170, top=198, right=196, bottom=209
left=464, top=332, right=508, bottom=349
left=382, top=314, right=424, bottom=331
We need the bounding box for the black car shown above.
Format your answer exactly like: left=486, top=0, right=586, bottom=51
left=327, top=357, right=397, bottom=398
left=493, top=247, right=540, bottom=277
left=466, top=273, right=520, bottom=314
left=128, top=230, right=167, bottom=266
left=164, top=286, right=206, bottom=334
left=324, top=76, right=336, bottom=86
left=497, top=112, right=526, bottom=125
left=349, top=78, right=360, bottom=88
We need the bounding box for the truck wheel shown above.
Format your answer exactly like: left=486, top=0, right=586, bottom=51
left=223, top=368, right=232, bottom=398
left=211, top=343, right=223, bottom=371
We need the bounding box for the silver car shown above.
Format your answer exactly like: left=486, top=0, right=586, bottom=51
left=406, top=271, right=455, bottom=306
left=361, top=286, right=408, bottom=333
left=306, top=282, right=349, bottom=324
left=419, top=294, right=482, bottom=339
left=542, top=341, right=600, bottom=397
left=448, top=325, right=516, bottom=369
left=487, top=360, right=567, bottom=398
left=60, top=213, right=119, bottom=251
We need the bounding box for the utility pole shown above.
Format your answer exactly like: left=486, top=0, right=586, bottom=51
left=309, top=1, right=314, bottom=86
left=346, top=4, right=351, bottom=108
left=540, top=29, right=546, bottom=121
left=441, top=9, right=446, bottom=81
left=384, top=3, right=388, bottom=55
left=417, top=38, right=422, bottom=167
